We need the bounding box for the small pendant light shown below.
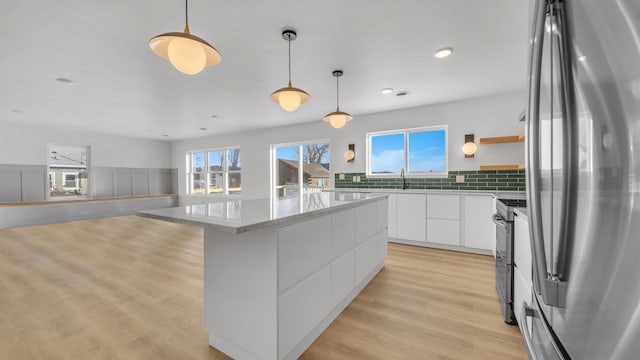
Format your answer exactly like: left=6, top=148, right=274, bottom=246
left=149, top=0, right=221, bottom=75
left=271, top=30, right=310, bottom=112
left=323, top=70, right=353, bottom=128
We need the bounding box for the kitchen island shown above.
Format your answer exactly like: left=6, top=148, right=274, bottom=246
left=138, top=192, right=388, bottom=360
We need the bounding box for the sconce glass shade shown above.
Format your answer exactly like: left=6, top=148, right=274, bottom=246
left=462, top=141, right=477, bottom=156
left=344, top=149, right=355, bottom=161
left=270, top=83, right=311, bottom=111
left=149, top=31, right=221, bottom=75
left=323, top=110, right=353, bottom=129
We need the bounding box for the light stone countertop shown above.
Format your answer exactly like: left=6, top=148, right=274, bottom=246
left=138, top=192, right=388, bottom=234
left=327, top=188, right=526, bottom=200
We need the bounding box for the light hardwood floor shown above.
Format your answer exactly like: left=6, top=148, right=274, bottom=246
left=0, top=216, right=527, bottom=359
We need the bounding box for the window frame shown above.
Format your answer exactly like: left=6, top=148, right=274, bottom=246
left=185, top=147, right=241, bottom=196
left=271, top=139, right=331, bottom=199
left=366, top=125, right=448, bottom=178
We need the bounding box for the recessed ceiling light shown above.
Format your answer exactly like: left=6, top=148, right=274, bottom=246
left=434, top=47, right=454, bottom=59
left=396, top=91, right=409, bottom=97
left=12, top=109, right=23, bottom=114
left=381, top=88, right=393, bottom=94
left=200, top=127, right=208, bottom=131
left=162, top=134, right=169, bottom=137
left=578, top=55, right=586, bottom=62
left=56, top=78, right=75, bottom=85
left=210, top=114, right=219, bottom=118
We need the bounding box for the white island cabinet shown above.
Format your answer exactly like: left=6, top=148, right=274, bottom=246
left=139, top=192, right=388, bottom=360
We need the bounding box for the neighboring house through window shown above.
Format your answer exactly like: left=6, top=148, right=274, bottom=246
left=48, top=144, right=90, bottom=198
left=366, top=126, right=448, bottom=177
left=186, top=148, right=241, bottom=195
left=272, top=141, right=330, bottom=198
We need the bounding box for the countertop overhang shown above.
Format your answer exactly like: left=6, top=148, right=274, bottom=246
left=138, top=192, right=388, bottom=234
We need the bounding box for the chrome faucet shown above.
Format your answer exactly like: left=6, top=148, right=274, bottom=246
left=400, top=168, right=407, bottom=190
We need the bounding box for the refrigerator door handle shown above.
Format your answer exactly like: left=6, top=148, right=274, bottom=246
left=521, top=303, right=539, bottom=360
left=527, top=0, right=552, bottom=304
left=553, top=0, right=577, bottom=286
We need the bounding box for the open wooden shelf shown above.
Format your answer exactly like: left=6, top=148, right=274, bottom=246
left=479, top=164, right=526, bottom=171
left=479, top=135, right=524, bottom=144
left=518, top=131, right=525, bottom=141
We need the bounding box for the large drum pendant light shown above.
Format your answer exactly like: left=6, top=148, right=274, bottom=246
left=271, top=30, right=310, bottom=112
left=149, top=0, right=221, bottom=75
left=323, top=70, right=353, bottom=128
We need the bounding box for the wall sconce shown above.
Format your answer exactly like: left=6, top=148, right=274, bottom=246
left=344, top=144, right=355, bottom=162
left=463, top=134, right=477, bottom=158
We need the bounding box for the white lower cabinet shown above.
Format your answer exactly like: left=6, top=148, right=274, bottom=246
left=395, top=194, right=426, bottom=242
left=384, top=191, right=501, bottom=255
left=387, top=194, right=397, bottom=238
left=463, top=195, right=496, bottom=252
left=426, top=218, right=459, bottom=246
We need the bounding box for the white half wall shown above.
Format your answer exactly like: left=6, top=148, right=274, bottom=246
left=172, top=90, right=526, bottom=201
left=0, top=120, right=172, bottom=168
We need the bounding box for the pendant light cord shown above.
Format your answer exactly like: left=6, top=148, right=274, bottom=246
left=184, top=0, right=190, bottom=33
left=288, top=37, right=292, bottom=86
left=336, top=76, right=340, bottom=111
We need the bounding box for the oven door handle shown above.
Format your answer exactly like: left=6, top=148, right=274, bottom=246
left=492, top=214, right=508, bottom=228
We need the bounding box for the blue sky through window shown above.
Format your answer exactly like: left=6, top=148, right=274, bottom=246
left=408, top=130, right=446, bottom=172
left=370, top=134, right=404, bottom=173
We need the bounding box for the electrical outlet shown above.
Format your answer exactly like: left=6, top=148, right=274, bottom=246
left=356, top=176, right=361, bottom=182
left=339, top=173, right=345, bottom=180
left=456, top=175, right=465, bottom=183
left=352, top=176, right=357, bottom=182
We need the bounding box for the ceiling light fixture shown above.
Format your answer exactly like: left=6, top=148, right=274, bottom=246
left=149, top=0, right=221, bottom=75
left=434, top=47, right=454, bottom=58
left=271, top=29, right=310, bottom=112
left=56, top=78, right=75, bottom=85
left=381, top=88, right=393, bottom=94
left=323, top=70, right=353, bottom=129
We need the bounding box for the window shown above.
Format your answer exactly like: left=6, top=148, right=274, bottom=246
left=186, top=148, right=241, bottom=195
left=272, top=141, right=330, bottom=198
left=367, top=126, right=447, bottom=176
left=48, top=145, right=90, bottom=198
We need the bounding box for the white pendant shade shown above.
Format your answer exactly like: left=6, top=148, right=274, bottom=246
left=271, top=83, right=310, bottom=112
left=149, top=31, right=221, bottom=75
left=323, top=110, right=352, bottom=129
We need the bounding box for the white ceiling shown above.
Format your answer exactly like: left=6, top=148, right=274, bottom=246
left=0, top=0, right=529, bottom=141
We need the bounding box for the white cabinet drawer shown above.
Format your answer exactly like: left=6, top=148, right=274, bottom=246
left=427, top=194, right=460, bottom=220
left=426, top=218, right=460, bottom=246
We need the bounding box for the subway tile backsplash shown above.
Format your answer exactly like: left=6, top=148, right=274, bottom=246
left=334, top=170, right=525, bottom=192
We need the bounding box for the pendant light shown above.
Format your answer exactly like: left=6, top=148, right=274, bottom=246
left=149, top=0, right=221, bottom=75
left=271, top=30, right=310, bottom=112
left=323, top=70, right=352, bottom=129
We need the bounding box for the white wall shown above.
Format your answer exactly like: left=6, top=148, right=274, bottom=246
left=0, top=120, right=172, bottom=168
left=172, top=91, right=526, bottom=201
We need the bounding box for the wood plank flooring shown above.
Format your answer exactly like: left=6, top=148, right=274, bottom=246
left=0, top=216, right=526, bottom=359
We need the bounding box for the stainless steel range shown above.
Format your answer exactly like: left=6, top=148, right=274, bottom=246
left=493, top=198, right=526, bottom=324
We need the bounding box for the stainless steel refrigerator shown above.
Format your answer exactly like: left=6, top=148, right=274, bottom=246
left=523, top=0, right=640, bottom=359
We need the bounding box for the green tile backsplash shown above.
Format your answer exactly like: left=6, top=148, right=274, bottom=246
left=334, top=170, right=526, bottom=192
